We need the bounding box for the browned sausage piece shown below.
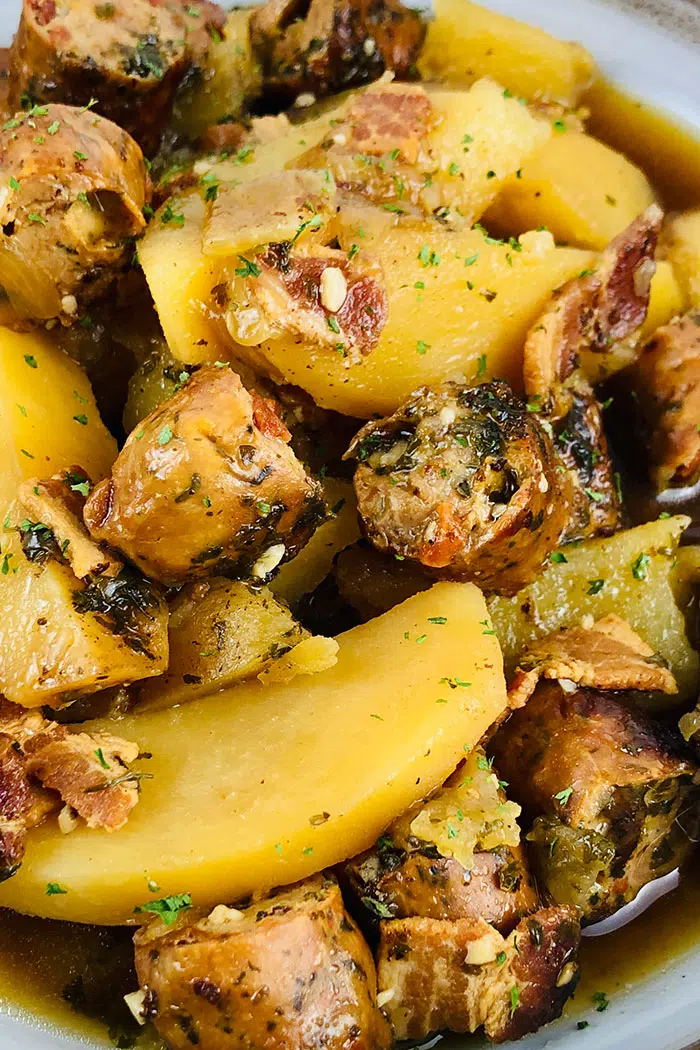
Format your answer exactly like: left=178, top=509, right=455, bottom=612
left=635, top=310, right=700, bottom=492
left=0, top=103, right=149, bottom=324
left=376, top=906, right=581, bottom=1043
left=344, top=749, right=537, bottom=936
left=507, top=613, right=678, bottom=708
left=0, top=733, right=56, bottom=882
left=346, top=381, right=573, bottom=595
left=250, top=0, right=425, bottom=107
left=492, top=681, right=698, bottom=922
left=133, top=874, right=392, bottom=1050
left=84, top=366, right=326, bottom=586
left=9, top=0, right=193, bottom=153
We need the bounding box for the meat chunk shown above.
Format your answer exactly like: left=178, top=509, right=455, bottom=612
left=84, top=365, right=326, bottom=586
left=0, top=104, right=149, bottom=324
left=18, top=467, right=122, bottom=580
left=133, top=874, right=391, bottom=1050
left=346, top=381, right=573, bottom=595
left=635, top=310, right=700, bottom=491
left=523, top=206, right=663, bottom=541
left=344, top=749, right=536, bottom=936
left=508, top=613, right=678, bottom=708
left=492, top=682, right=698, bottom=922
left=250, top=0, right=425, bottom=107
left=0, top=696, right=144, bottom=880
left=377, top=906, right=580, bottom=1043
left=334, top=540, right=430, bottom=621
left=8, top=0, right=220, bottom=153
left=524, top=205, right=663, bottom=414
left=205, top=171, right=389, bottom=364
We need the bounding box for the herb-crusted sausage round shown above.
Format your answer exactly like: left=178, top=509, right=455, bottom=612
left=346, top=380, right=572, bottom=595
left=133, top=875, right=392, bottom=1050
left=9, top=0, right=211, bottom=153
left=0, top=103, right=148, bottom=324
left=84, top=365, right=326, bottom=586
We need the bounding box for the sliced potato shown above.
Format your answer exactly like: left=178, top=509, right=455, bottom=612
left=488, top=515, right=699, bottom=702
left=485, top=131, right=656, bottom=250
left=170, top=10, right=262, bottom=139
left=661, top=209, right=700, bottom=308
left=135, top=580, right=309, bottom=712
left=272, top=479, right=360, bottom=606
left=0, top=583, right=507, bottom=924
left=236, top=220, right=592, bottom=416
left=419, top=0, right=596, bottom=107
left=0, top=328, right=168, bottom=707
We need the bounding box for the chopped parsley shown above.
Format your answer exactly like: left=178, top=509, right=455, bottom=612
left=550, top=551, right=567, bottom=563
left=428, top=616, right=447, bottom=624
left=161, top=203, right=185, bottom=227
left=593, top=991, right=609, bottom=1012
left=134, top=892, right=192, bottom=925
left=24, top=354, right=37, bottom=368
left=327, top=316, right=341, bottom=334
left=27, top=213, right=45, bottom=225
left=73, top=150, right=87, bottom=161
left=631, top=552, right=651, bottom=580
left=361, top=897, right=393, bottom=919
left=510, top=986, right=520, bottom=1015
left=416, top=339, right=430, bottom=355
left=418, top=244, right=440, bottom=267
left=234, top=256, right=261, bottom=279
left=46, top=883, right=68, bottom=896
left=587, top=578, right=605, bottom=595
left=476, top=354, right=487, bottom=377
left=95, top=748, right=110, bottom=770
left=554, top=787, right=573, bottom=805
left=157, top=425, right=174, bottom=446
left=496, top=951, right=507, bottom=965
left=73, top=414, right=88, bottom=426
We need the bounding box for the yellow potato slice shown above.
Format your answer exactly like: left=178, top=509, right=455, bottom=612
left=0, top=583, right=506, bottom=924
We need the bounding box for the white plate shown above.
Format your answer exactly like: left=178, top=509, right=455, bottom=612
left=0, top=0, right=699, bottom=1047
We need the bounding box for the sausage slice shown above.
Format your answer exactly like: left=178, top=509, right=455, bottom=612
left=133, top=874, right=391, bottom=1050
left=346, top=380, right=573, bottom=595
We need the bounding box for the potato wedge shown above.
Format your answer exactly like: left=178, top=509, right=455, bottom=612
left=0, top=583, right=507, bottom=924
left=488, top=515, right=699, bottom=702
left=485, top=131, right=656, bottom=251
left=170, top=10, right=262, bottom=139
left=418, top=0, right=595, bottom=107
left=661, top=209, right=700, bottom=308
left=236, top=221, right=592, bottom=416
left=272, top=479, right=360, bottom=606
left=0, top=328, right=168, bottom=708
left=136, top=580, right=310, bottom=711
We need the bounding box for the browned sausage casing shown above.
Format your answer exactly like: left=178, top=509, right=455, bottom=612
left=347, top=381, right=573, bottom=595
left=250, top=0, right=425, bottom=107
left=0, top=103, right=148, bottom=323
left=134, top=875, right=391, bottom=1050
left=492, top=682, right=698, bottom=922
left=8, top=0, right=205, bottom=153
left=84, top=366, right=325, bottom=586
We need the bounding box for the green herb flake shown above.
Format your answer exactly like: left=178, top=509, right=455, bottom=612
left=47, top=120, right=60, bottom=135
left=476, top=354, right=487, bottom=377
left=550, top=551, right=567, bottom=564
left=510, top=986, right=520, bottom=1015
left=361, top=896, right=393, bottom=919
left=157, top=425, right=174, bottom=446
left=73, top=414, right=88, bottom=426
left=8, top=175, right=20, bottom=191
left=73, top=150, right=88, bottom=161
left=46, top=882, right=68, bottom=896
left=428, top=616, right=447, bottom=624
left=95, top=748, right=110, bottom=770
left=24, top=354, right=37, bottom=369
left=631, top=552, right=651, bottom=580
left=234, top=255, right=261, bottom=279
left=415, top=634, right=427, bottom=645
left=416, top=339, right=430, bottom=355
left=27, top=213, right=46, bottom=225
left=593, top=991, right=609, bottom=1012
left=327, top=315, right=341, bottom=334
left=134, top=892, right=192, bottom=925
left=554, top=787, right=573, bottom=805
left=587, top=578, right=605, bottom=595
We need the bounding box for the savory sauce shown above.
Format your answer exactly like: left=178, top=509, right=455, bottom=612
left=1, top=79, right=700, bottom=1050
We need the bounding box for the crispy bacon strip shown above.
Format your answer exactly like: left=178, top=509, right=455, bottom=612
left=508, top=614, right=677, bottom=708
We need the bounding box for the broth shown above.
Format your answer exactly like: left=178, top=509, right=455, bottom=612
left=1, top=75, right=700, bottom=1050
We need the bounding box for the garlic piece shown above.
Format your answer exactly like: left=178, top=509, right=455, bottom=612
left=320, top=267, right=348, bottom=313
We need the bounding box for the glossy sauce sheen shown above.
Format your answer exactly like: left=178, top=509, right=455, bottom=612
left=1, top=80, right=700, bottom=1048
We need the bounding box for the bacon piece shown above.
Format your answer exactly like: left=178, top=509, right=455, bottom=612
left=251, top=393, right=291, bottom=442
left=0, top=696, right=144, bottom=881
left=524, top=205, right=663, bottom=413
left=508, top=614, right=677, bottom=708
left=377, top=907, right=580, bottom=1043
left=635, top=310, right=700, bottom=491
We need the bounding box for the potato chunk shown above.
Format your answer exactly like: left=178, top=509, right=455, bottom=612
left=0, top=583, right=507, bottom=923
left=488, top=515, right=699, bottom=703
left=485, top=131, right=657, bottom=251
left=0, top=328, right=168, bottom=708
left=84, top=365, right=325, bottom=586
left=135, top=579, right=334, bottom=711
left=418, top=0, right=595, bottom=107
left=133, top=875, right=391, bottom=1050
left=661, top=208, right=700, bottom=307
